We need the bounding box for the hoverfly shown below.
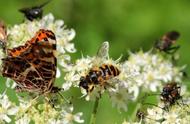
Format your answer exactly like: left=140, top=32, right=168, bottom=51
left=79, top=42, right=121, bottom=93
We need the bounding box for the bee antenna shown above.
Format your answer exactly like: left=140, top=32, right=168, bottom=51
left=39, top=0, right=51, bottom=8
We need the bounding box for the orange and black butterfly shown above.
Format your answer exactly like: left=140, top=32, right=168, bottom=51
left=19, top=1, right=50, bottom=21
left=155, top=31, right=180, bottom=54
left=1, top=29, right=61, bottom=94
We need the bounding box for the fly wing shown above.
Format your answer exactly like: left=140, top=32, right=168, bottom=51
left=96, top=41, right=109, bottom=59
left=94, top=41, right=109, bottom=65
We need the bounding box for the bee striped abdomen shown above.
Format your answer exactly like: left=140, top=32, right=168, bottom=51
left=109, top=64, right=120, bottom=76
left=79, top=64, right=120, bottom=92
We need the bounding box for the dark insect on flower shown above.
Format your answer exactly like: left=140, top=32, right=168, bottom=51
left=140, top=82, right=182, bottom=111
left=154, top=31, right=180, bottom=54
left=19, top=0, right=50, bottom=21
left=79, top=64, right=120, bottom=93
left=136, top=109, right=146, bottom=120
left=161, top=82, right=181, bottom=107
left=1, top=29, right=62, bottom=95
left=0, top=20, right=7, bottom=52
left=136, top=109, right=166, bottom=123
left=79, top=42, right=120, bottom=93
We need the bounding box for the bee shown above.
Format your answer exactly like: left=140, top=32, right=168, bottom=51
left=161, top=82, right=181, bottom=107
left=79, top=64, right=120, bottom=92
left=155, top=31, right=180, bottom=54
left=19, top=0, right=50, bottom=21
left=79, top=42, right=120, bottom=93
left=0, top=20, right=7, bottom=52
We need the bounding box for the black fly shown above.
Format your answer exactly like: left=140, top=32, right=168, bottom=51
left=19, top=0, right=50, bottom=21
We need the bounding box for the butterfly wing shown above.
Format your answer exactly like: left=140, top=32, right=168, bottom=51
left=2, top=29, right=57, bottom=93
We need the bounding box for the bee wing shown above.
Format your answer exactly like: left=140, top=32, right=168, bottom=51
left=96, top=41, right=109, bottom=60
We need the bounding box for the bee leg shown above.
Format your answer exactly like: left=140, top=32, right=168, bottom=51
left=89, top=86, right=95, bottom=92
left=178, top=97, right=189, bottom=108
left=104, top=82, right=115, bottom=89
left=165, top=45, right=180, bottom=54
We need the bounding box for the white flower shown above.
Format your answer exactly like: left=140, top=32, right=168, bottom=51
left=108, top=82, right=129, bottom=111
left=123, top=50, right=183, bottom=93
left=0, top=91, right=18, bottom=123
left=14, top=95, right=84, bottom=124
left=60, top=105, right=84, bottom=124
left=142, top=98, right=190, bottom=124
left=15, top=114, right=30, bottom=124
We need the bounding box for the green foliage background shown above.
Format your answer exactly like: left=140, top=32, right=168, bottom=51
left=0, top=0, right=190, bottom=124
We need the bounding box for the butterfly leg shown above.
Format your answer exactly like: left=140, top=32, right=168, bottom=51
left=15, top=85, right=27, bottom=92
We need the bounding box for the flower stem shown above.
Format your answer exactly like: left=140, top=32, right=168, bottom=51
left=131, top=103, right=141, bottom=121
left=89, top=97, right=100, bottom=124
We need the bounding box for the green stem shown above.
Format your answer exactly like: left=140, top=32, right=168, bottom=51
left=89, top=97, right=100, bottom=124
left=131, top=103, right=141, bottom=121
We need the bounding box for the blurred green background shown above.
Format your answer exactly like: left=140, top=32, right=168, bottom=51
left=0, top=0, right=190, bottom=124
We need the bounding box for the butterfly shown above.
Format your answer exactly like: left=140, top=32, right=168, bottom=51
left=1, top=29, right=61, bottom=94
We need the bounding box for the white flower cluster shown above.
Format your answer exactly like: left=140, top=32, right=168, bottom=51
left=6, top=13, right=76, bottom=73
left=141, top=101, right=190, bottom=124
left=64, top=42, right=184, bottom=112
left=0, top=91, right=18, bottom=123
left=123, top=50, right=183, bottom=92
left=0, top=91, right=84, bottom=124
left=64, top=42, right=135, bottom=111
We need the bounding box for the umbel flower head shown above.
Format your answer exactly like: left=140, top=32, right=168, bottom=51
left=123, top=50, right=183, bottom=92
left=0, top=91, right=18, bottom=123
left=139, top=99, right=190, bottom=124
left=0, top=92, right=84, bottom=124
